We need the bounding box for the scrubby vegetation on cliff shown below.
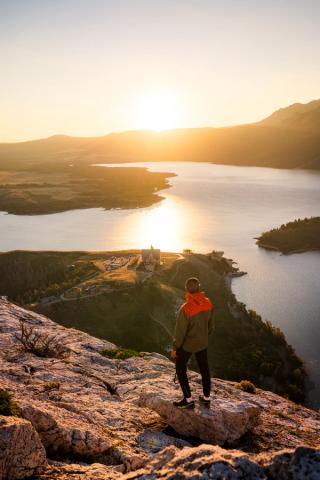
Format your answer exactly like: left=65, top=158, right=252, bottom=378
left=257, top=217, right=320, bottom=253
left=0, top=389, right=20, bottom=416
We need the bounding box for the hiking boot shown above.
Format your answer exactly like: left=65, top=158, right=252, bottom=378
left=199, top=395, right=211, bottom=408
left=173, top=398, right=195, bottom=409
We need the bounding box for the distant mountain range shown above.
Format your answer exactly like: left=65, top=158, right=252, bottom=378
left=1, top=99, right=320, bottom=170
left=260, top=99, right=320, bottom=132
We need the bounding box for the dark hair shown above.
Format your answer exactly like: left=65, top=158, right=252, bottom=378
left=185, top=277, right=200, bottom=293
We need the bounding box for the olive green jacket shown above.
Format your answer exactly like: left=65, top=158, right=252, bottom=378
left=173, top=301, right=214, bottom=353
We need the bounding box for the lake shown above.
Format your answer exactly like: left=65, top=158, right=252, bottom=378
left=1, top=162, right=320, bottom=405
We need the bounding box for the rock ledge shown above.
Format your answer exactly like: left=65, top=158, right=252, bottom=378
left=140, top=391, right=261, bottom=444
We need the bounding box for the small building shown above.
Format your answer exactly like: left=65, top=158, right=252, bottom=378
left=141, top=247, right=161, bottom=265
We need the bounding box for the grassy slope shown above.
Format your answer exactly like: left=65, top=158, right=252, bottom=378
left=0, top=250, right=305, bottom=402
left=257, top=217, right=320, bottom=253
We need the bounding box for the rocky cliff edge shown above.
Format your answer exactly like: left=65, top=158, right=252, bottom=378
left=0, top=297, right=319, bottom=479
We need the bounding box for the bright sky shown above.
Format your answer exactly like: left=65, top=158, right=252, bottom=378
left=1, top=0, right=320, bottom=142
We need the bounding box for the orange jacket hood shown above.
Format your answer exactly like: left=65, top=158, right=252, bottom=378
left=182, top=291, right=213, bottom=317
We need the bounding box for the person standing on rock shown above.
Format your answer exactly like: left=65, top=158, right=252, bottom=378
left=171, top=277, right=214, bottom=409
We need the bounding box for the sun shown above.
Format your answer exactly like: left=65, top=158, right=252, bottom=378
left=135, top=91, right=182, bottom=131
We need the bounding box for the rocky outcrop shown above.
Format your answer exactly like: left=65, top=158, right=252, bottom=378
left=0, top=297, right=320, bottom=479
left=140, top=391, right=260, bottom=444
left=21, top=402, right=111, bottom=459
left=0, top=416, right=46, bottom=480
left=36, top=461, right=121, bottom=480
left=266, top=446, right=320, bottom=479
left=124, top=444, right=320, bottom=479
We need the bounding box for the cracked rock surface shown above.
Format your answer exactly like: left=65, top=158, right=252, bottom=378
left=0, top=297, right=320, bottom=479
left=140, top=390, right=261, bottom=444
left=123, top=444, right=320, bottom=479
left=0, top=416, right=46, bottom=480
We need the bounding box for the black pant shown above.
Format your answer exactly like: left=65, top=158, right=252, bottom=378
left=176, top=347, right=211, bottom=398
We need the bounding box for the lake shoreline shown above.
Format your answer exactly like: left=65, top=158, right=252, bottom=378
left=256, top=217, right=320, bottom=255
left=257, top=241, right=320, bottom=255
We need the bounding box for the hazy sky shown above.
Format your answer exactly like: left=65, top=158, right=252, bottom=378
left=1, top=0, right=320, bottom=142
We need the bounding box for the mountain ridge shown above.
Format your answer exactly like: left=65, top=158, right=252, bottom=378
left=1, top=99, right=320, bottom=170
left=3, top=99, right=320, bottom=145
left=260, top=99, right=320, bottom=131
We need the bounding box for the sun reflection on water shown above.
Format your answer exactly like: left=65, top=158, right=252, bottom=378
left=119, top=196, right=188, bottom=252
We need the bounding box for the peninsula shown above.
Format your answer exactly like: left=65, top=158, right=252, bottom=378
left=0, top=165, right=174, bottom=215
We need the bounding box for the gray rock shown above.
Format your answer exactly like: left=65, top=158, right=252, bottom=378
left=124, top=444, right=320, bottom=480
left=0, top=415, right=47, bottom=480
left=265, top=446, right=320, bottom=479
left=139, top=391, right=261, bottom=445
left=21, top=403, right=111, bottom=459
left=123, top=444, right=266, bottom=479
left=138, top=431, right=191, bottom=454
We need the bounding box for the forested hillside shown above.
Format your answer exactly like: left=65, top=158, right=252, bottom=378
left=257, top=217, right=320, bottom=253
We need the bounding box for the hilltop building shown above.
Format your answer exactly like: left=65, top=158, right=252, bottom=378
left=141, top=247, right=161, bottom=265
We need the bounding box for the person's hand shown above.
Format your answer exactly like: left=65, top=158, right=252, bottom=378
left=170, top=350, right=177, bottom=360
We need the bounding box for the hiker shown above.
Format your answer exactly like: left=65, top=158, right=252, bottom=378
left=171, top=277, right=214, bottom=409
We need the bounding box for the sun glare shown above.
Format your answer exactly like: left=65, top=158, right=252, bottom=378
left=135, top=91, right=182, bottom=131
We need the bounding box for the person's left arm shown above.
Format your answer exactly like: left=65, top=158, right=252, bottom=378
left=171, top=308, right=189, bottom=357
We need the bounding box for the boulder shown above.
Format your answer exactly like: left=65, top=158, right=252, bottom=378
left=123, top=444, right=320, bottom=479
left=0, top=415, right=46, bottom=480
left=35, top=461, right=122, bottom=480
left=21, top=403, right=111, bottom=459
left=139, top=391, right=261, bottom=444
left=123, top=444, right=265, bottom=479
left=137, top=431, right=191, bottom=454
left=265, top=446, right=320, bottom=480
